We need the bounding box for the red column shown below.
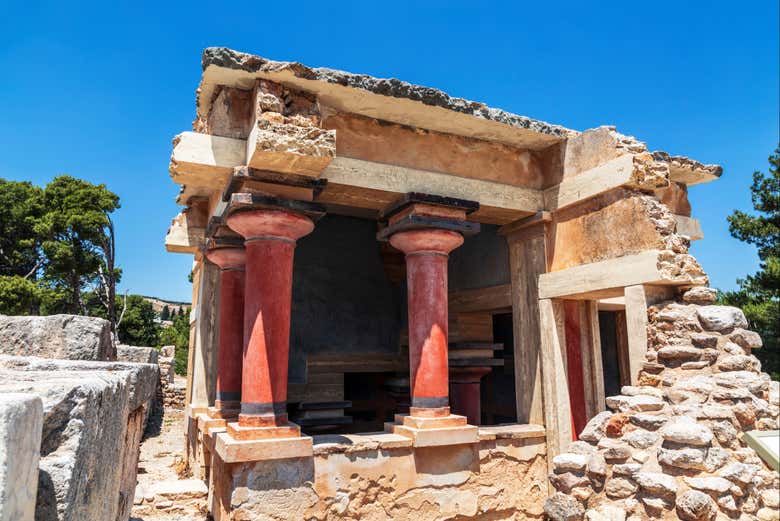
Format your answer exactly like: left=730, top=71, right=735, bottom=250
left=205, top=246, right=246, bottom=419
left=226, top=209, right=314, bottom=428
left=564, top=300, right=588, bottom=439
left=390, top=229, right=463, bottom=417
left=449, top=366, right=491, bottom=425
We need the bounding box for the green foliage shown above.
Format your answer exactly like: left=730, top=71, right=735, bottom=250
left=117, top=295, right=160, bottom=346
left=85, top=293, right=160, bottom=346
left=0, top=275, right=41, bottom=314
left=159, top=310, right=190, bottom=375
left=35, top=176, right=120, bottom=313
left=160, top=304, right=171, bottom=321
left=0, top=179, right=44, bottom=277
left=724, top=145, right=780, bottom=380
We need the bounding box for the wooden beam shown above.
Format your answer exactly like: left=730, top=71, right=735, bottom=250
left=539, top=298, right=573, bottom=462
left=543, top=154, right=636, bottom=211
left=623, top=285, right=649, bottom=386
left=320, top=157, right=542, bottom=223
left=449, top=284, right=512, bottom=313
left=189, top=261, right=220, bottom=409
left=581, top=301, right=605, bottom=418
left=538, top=250, right=682, bottom=300
left=506, top=224, right=548, bottom=426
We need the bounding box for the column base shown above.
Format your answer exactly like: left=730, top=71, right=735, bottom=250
left=385, top=413, right=479, bottom=447
left=186, top=404, right=209, bottom=418
left=214, top=431, right=313, bottom=463
left=208, top=405, right=240, bottom=420
left=226, top=420, right=301, bottom=441
left=198, top=412, right=228, bottom=433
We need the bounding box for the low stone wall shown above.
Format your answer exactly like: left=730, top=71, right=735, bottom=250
left=0, top=393, right=43, bottom=521
left=545, top=287, right=780, bottom=521
left=117, top=345, right=159, bottom=365
left=0, top=314, right=115, bottom=361
left=210, top=425, right=548, bottom=520
left=0, top=355, right=158, bottom=521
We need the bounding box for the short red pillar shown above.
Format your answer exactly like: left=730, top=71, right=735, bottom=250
left=226, top=209, right=314, bottom=433
left=390, top=229, right=463, bottom=417
left=205, top=246, right=246, bottom=419
left=449, top=366, right=491, bottom=425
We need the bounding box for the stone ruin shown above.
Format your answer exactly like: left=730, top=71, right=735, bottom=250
left=545, top=287, right=779, bottom=521
left=0, top=314, right=159, bottom=521
left=158, top=47, right=776, bottom=520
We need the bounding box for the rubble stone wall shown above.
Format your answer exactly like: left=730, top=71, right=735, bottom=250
left=545, top=286, right=780, bottom=521
left=212, top=434, right=548, bottom=520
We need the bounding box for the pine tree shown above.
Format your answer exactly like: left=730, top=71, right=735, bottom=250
left=721, top=145, right=779, bottom=379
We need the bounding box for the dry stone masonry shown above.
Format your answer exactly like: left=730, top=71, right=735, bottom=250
left=546, top=287, right=779, bottom=521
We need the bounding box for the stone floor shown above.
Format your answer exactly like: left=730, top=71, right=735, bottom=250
left=130, top=407, right=208, bottom=521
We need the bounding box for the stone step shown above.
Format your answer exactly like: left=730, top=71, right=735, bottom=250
left=133, top=479, right=208, bottom=516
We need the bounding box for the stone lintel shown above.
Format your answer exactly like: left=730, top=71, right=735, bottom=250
left=214, top=432, right=313, bottom=463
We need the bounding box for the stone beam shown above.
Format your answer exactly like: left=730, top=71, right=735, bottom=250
left=674, top=215, right=703, bottom=241
left=537, top=250, right=705, bottom=300
left=165, top=209, right=206, bottom=254
left=166, top=199, right=209, bottom=253
left=652, top=151, right=722, bottom=186
left=170, top=132, right=245, bottom=188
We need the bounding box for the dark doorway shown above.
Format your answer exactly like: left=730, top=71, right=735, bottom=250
left=598, top=311, right=623, bottom=398
left=480, top=313, right=517, bottom=424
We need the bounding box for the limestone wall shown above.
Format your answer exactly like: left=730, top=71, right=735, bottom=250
left=211, top=427, right=548, bottom=520
left=545, top=287, right=780, bottom=521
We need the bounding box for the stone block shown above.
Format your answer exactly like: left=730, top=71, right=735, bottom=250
left=0, top=393, right=43, bottom=521
left=214, top=432, right=313, bottom=463
left=391, top=423, right=479, bottom=448
left=117, top=345, right=159, bottom=364
left=0, top=355, right=157, bottom=521
left=0, top=314, right=114, bottom=361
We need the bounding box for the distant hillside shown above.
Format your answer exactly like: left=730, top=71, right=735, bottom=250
left=141, top=296, right=190, bottom=316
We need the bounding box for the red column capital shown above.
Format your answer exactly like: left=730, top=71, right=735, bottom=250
left=206, top=246, right=246, bottom=270
left=227, top=209, right=314, bottom=243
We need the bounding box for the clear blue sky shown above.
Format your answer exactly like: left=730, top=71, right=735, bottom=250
left=1, top=1, right=777, bottom=302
